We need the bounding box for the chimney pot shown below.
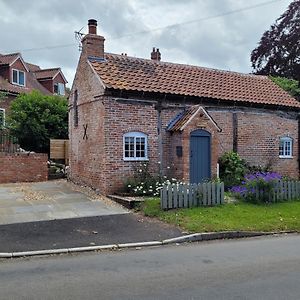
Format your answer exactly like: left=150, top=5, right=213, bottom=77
left=151, top=47, right=161, bottom=61
left=88, top=19, right=97, bottom=34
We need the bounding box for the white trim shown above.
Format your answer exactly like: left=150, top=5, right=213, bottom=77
left=53, top=69, right=68, bottom=83
left=123, top=131, right=148, bottom=161
left=10, top=55, right=29, bottom=72
left=0, top=108, right=5, bottom=126
left=180, top=106, right=222, bottom=132
left=279, top=136, right=293, bottom=158
left=12, top=68, right=26, bottom=86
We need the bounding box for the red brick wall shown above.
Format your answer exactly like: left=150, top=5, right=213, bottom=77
left=38, top=79, right=53, bottom=93
left=0, top=153, right=48, bottom=183
left=69, top=54, right=107, bottom=192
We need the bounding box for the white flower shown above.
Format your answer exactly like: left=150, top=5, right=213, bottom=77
left=127, top=184, right=131, bottom=187
left=167, top=166, right=170, bottom=169
left=139, top=169, right=142, bottom=172
left=143, top=190, right=146, bottom=194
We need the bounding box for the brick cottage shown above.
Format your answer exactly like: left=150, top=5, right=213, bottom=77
left=69, top=19, right=300, bottom=195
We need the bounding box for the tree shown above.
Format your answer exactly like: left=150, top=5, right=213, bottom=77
left=8, top=90, right=68, bottom=153
left=251, top=0, right=300, bottom=81
left=270, top=76, right=300, bottom=98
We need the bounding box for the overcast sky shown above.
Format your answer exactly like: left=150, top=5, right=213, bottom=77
left=0, top=0, right=292, bottom=87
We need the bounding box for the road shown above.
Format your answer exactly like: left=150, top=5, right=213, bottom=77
left=0, top=234, right=300, bottom=299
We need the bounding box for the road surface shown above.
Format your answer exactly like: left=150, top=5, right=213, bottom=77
left=0, top=234, right=300, bottom=299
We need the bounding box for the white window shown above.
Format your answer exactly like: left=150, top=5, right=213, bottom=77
left=12, top=69, right=25, bottom=86
left=0, top=108, right=5, bottom=127
left=54, top=83, right=65, bottom=95
left=123, top=132, right=148, bottom=161
left=279, top=137, right=293, bottom=158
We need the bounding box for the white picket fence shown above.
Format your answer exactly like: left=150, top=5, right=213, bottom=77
left=160, top=182, right=224, bottom=210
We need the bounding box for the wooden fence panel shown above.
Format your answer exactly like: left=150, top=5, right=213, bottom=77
left=161, top=182, right=224, bottom=210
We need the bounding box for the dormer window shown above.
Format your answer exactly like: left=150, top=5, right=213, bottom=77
left=54, top=83, right=65, bottom=95
left=12, top=69, right=25, bottom=86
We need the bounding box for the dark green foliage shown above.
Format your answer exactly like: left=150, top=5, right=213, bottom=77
left=251, top=0, right=300, bottom=81
left=218, top=151, right=247, bottom=188
left=270, top=76, right=300, bottom=98
left=8, top=90, right=68, bottom=153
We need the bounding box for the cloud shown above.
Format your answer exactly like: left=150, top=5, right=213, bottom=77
left=0, top=0, right=292, bottom=86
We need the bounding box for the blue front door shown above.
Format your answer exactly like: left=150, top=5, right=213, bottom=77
left=190, top=129, right=211, bottom=183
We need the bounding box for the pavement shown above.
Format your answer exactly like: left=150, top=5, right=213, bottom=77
left=0, top=180, right=183, bottom=253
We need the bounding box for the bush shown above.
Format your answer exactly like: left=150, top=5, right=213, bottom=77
left=218, top=151, right=247, bottom=188
left=124, top=162, right=179, bottom=196
left=230, top=171, right=282, bottom=204
left=8, top=90, right=68, bottom=153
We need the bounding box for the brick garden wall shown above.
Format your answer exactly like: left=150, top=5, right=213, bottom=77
left=0, top=153, right=48, bottom=183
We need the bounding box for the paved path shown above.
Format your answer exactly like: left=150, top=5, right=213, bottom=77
left=0, top=180, right=127, bottom=225
left=1, top=234, right=299, bottom=299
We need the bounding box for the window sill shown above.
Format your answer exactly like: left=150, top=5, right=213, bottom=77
left=12, top=82, right=25, bottom=87
left=279, top=155, right=293, bottom=159
left=123, top=158, right=149, bottom=162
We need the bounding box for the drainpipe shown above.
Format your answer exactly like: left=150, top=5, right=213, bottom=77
left=156, top=102, right=163, bottom=177
left=298, top=116, right=300, bottom=176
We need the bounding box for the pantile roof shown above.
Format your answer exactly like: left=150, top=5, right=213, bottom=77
left=89, top=53, right=300, bottom=109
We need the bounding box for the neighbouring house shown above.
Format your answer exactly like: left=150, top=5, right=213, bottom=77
left=0, top=52, right=67, bottom=126
left=69, top=19, right=300, bottom=195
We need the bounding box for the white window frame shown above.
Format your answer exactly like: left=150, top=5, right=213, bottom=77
left=0, top=108, right=5, bottom=127
left=12, top=69, right=25, bottom=86
left=54, top=82, right=65, bottom=95
left=123, top=132, right=148, bottom=161
left=279, top=136, right=293, bottom=158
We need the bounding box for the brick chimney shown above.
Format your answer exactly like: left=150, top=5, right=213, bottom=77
left=151, top=47, right=161, bottom=61
left=81, top=19, right=105, bottom=59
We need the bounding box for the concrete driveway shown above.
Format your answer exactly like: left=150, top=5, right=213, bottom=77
left=0, top=180, right=128, bottom=225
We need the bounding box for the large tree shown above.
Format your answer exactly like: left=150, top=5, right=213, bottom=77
left=9, top=90, right=68, bottom=153
left=251, top=0, right=300, bottom=81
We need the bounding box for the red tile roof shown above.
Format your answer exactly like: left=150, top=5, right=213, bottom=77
left=25, top=62, right=41, bottom=72
left=168, top=105, right=222, bottom=132
left=0, top=53, right=20, bottom=65
left=34, top=68, right=61, bottom=80
left=89, top=53, right=300, bottom=109
left=0, top=73, right=51, bottom=95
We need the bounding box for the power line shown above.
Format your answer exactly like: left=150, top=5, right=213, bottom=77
left=110, top=0, right=282, bottom=40
left=3, top=0, right=281, bottom=53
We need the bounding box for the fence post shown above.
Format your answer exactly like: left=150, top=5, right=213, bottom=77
left=221, top=182, right=225, bottom=204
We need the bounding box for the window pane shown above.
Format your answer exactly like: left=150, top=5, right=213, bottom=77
left=124, top=133, right=147, bottom=160
left=54, top=83, right=58, bottom=94
left=19, top=71, right=25, bottom=85
left=58, top=83, right=65, bottom=95
left=13, top=70, right=18, bottom=83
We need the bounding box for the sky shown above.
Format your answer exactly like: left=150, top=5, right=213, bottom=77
left=0, top=0, right=293, bottom=88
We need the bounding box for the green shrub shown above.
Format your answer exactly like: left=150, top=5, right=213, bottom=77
left=218, top=151, right=247, bottom=188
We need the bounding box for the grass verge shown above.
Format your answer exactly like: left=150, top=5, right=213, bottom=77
left=141, top=198, right=300, bottom=233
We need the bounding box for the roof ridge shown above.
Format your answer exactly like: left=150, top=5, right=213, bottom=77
left=0, top=52, right=20, bottom=57
left=34, top=67, right=60, bottom=72
left=104, top=52, right=268, bottom=80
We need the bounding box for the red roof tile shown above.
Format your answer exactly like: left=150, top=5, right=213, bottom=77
left=0, top=73, right=51, bottom=95
left=89, top=53, right=300, bottom=109
left=34, top=68, right=61, bottom=80
left=0, top=53, right=20, bottom=65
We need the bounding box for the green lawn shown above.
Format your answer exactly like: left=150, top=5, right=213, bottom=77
left=141, top=198, right=300, bottom=233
